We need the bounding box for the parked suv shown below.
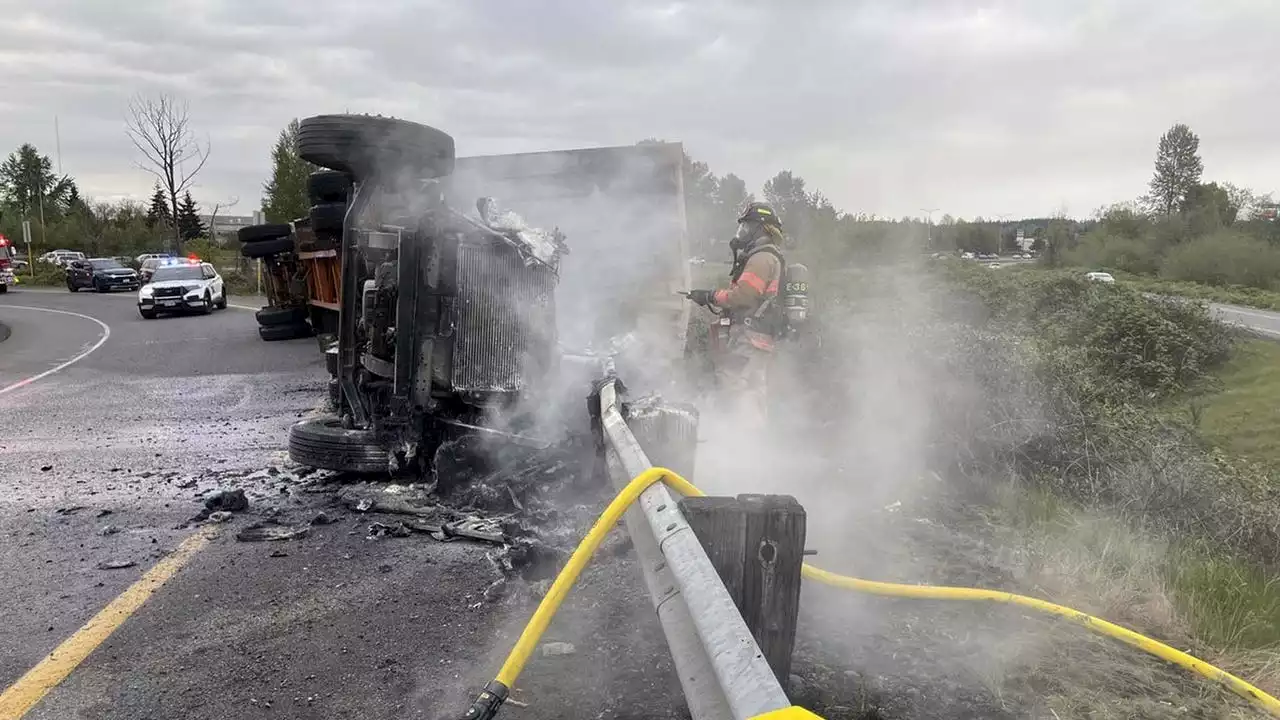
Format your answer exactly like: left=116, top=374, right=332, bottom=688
left=66, top=257, right=141, bottom=293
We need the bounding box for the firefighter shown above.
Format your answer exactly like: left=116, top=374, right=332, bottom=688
left=685, top=202, right=786, bottom=431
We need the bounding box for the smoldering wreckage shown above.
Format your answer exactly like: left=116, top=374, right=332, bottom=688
left=206, top=125, right=708, bottom=615
left=215, top=115, right=700, bottom=567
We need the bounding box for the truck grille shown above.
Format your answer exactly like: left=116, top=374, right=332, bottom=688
left=153, top=287, right=185, bottom=298
left=450, top=243, right=556, bottom=394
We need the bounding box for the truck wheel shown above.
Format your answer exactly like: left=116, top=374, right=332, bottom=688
left=67, top=279, right=78, bottom=292
left=256, top=306, right=308, bottom=327
left=308, top=171, right=353, bottom=204
left=288, top=415, right=387, bottom=473
left=238, top=223, right=293, bottom=244
left=139, top=308, right=157, bottom=319
left=0, top=284, right=8, bottom=294
left=297, top=114, right=455, bottom=181
left=258, top=322, right=313, bottom=341
left=216, top=289, right=228, bottom=309
left=240, top=236, right=295, bottom=259
left=309, top=202, right=347, bottom=234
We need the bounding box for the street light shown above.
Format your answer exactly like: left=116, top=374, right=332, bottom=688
left=920, top=207, right=939, bottom=249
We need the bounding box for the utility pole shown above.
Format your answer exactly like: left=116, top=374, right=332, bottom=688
left=920, top=207, right=939, bottom=250
left=994, top=213, right=1013, bottom=254
left=33, top=180, right=46, bottom=245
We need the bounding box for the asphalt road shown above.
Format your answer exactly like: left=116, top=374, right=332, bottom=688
left=1208, top=301, right=1280, bottom=339
left=0, top=287, right=684, bottom=720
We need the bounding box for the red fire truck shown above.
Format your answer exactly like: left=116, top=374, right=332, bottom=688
left=0, top=235, right=15, bottom=293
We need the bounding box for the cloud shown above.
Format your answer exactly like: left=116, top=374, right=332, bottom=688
left=0, top=0, right=1275, bottom=219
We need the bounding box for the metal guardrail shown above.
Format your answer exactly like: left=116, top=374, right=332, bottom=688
left=594, top=377, right=791, bottom=720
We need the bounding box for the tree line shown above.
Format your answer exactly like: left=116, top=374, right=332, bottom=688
left=0, top=93, right=223, bottom=259
left=12, top=93, right=1273, bottom=294
left=1060, top=123, right=1278, bottom=289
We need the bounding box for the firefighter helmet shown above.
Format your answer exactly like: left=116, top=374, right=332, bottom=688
left=737, top=202, right=782, bottom=229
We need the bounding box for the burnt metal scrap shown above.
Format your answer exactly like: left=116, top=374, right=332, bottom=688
left=471, top=196, right=569, bottom=269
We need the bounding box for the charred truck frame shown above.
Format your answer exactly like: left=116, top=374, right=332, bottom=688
left=280, top=115, right=691, bottom=478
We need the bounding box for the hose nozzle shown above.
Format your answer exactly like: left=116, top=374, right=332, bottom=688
left=459, top=681, right=509, bottom=720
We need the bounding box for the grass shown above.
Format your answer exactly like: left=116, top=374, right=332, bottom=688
left=1109, top=274, right=1280, bottom=311
left=1194, top=339, right=1280, bottom=473
left=1166, top=547, right=1280, bottom=650
left=994, top=482, right=1280, bottom=685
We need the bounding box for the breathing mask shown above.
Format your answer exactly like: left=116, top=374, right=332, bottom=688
left=729, top=221, right=755, bottom=253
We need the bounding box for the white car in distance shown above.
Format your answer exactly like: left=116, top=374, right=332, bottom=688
left=1085, top=271, right=1116, bottom=284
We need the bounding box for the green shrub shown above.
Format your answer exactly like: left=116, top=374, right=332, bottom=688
left=20, top=261, right=69, bottom=286
left=945, top=263, right=1232, bottom=400
left=221, top=269, right=258, bottom=296
left=1160, top=231, right=1280, bottom=290
left=1065, top=229, right=1162, bottom=275
left=937, top=263, right=1280, bottom=569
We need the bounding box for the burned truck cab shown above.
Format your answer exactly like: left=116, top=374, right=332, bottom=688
left=288, top=115, right=567, bottom=476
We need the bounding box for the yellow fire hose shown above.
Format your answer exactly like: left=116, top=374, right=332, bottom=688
left=458, top=468, right=1280, bottom=720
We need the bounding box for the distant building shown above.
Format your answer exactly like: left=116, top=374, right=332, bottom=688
left=200, top=212, right=263, bottom=243
left=1016, top=228, right=1036, bottom=252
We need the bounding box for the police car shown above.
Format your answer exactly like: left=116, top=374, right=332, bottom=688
left=137, top=257, right=228, bottom=318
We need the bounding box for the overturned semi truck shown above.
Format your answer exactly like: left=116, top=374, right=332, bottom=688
left=256, top=115, right=693, bottom=477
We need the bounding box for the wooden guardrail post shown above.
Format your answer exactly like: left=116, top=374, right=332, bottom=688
left=680, top=494, right=806, bottom=692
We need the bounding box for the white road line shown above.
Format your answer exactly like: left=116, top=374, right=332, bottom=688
left=0, top=306, right=111, bottom=396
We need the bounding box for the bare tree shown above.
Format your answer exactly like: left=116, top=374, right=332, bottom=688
left=125, top=92, right=210, bottom=253
left=207, top=195, right=239, bottom=244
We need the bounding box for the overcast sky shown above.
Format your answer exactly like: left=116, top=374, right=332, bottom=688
left=2, top=0, right=1276, bottom=220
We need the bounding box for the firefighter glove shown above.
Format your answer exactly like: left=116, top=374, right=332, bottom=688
left=686, top=289, right=715, bottom=307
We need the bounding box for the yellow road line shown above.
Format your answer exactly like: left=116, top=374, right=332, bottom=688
left=0, top=527, right=216, bottom=719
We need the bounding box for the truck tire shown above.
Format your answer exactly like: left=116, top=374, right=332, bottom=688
left=297, top=114, right=455, bottom=181
left=0, top=284, right=8, bottom=294
left=258, top=322, right=313, bottom=341
left=308, top=171, right=352, bottom=204
left=309, top=202, right=347, bottom=234
left=240, top=236, right=295, bottom=259
left=256, top=305, right=308, bottom=327
left=289, top=416, right=387, bottom=473
left=238, top=223, right=293, bottom=244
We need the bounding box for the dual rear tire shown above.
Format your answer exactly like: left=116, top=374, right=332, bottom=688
left=256, top=305, right=312, bottom=341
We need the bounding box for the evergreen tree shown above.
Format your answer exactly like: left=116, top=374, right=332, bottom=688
left=64, top=182, right=82, bottom=213
left=1148, top=123, right=1204, bottom=216
left=177, top=191, right=205, bottom=241
left=261, top=119, right=317, bottom=222
left=146, top=183, right=172, bottom=229
left=0, top=143, right=71, bottom=216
